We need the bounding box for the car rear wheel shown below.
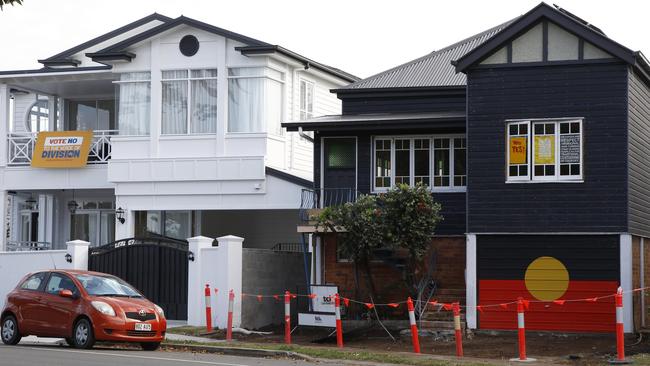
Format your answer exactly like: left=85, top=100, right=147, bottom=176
left=1, top=315, right=21, bottom=345
left=140, top=342, right=160, bottom=351
left=72, top=318, right=95, bottom=349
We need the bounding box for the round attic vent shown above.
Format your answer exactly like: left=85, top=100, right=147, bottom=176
left=179, top=35, right=199, bottom=57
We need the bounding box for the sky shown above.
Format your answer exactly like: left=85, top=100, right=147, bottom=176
left=0, top=0, right=648, bottom=79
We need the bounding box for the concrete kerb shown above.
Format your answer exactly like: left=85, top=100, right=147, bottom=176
left=161, top=342, right=316, bottom=361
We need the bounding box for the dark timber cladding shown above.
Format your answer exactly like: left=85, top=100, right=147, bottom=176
left=627, top=69, right=650, bottom=237
left=466, top=62, right=629, bottom=233
left=477, top=235, right=619, bottom=332
left=338, top=88, right=466, bottom=115
left=316, top=131, right=466, bottom=236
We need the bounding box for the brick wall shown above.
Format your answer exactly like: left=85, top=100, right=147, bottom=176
left=321, top=234, right=466, bottom=305
left=632, top=236, right=650, bottom=331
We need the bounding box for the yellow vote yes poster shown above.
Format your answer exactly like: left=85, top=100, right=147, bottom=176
left=534, top=135, right=555, bottom=164
left=31, top=131, right=93, bottom=168
left=509, top=137, right=527, bottom=164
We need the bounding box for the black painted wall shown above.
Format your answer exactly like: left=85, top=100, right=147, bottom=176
left=466, top=62, right=629, bottom=233
left=477, top=235, right=620, bottom=281
left=340, top=89, right=466, bottom=115
left=628, top=69, right=650, bottom=237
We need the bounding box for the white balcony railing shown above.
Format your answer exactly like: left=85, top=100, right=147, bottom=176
left=6, top=241, right=52, bottom=251
left=7, top=130, right=117, bottom=166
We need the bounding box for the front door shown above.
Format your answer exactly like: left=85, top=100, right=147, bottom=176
left=322, top=138, right=357, bottom=206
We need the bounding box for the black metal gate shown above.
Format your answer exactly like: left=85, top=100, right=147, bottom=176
left=88, top=237, right=188, bottom=320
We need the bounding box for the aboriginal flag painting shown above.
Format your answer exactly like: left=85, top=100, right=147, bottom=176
left=477, top=235, right=619, bottom=332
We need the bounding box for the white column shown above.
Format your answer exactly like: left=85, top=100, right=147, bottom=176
left=66, top=239, right=90, bottom=270
left=620, top=234, right=633, bottom=332
left=466, top=234, right=477, bottom=329
left=149, top=38, right=161, bottom=158
left=0, top=83, right=9, bottom=167
left=37, top=194, right=54, bottom=247
left=215, top=235, right=243, bottom=329
left=187, top=236, right=214, bottom=326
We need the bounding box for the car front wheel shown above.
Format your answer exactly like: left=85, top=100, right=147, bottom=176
left=72, top=318, right=95, bottom=349
left=1, top=315, right=21, bottom=345
left=140, top=342, right=160, bottom=351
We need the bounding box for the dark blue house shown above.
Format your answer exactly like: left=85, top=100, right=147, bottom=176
left=284, top=3, right=650, bottom=333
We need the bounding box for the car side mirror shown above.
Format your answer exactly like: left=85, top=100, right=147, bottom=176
left=59, top=289, right=74, bottom=298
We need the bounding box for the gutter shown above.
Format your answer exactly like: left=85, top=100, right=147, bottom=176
left=236, top=45, right=359, bottom=83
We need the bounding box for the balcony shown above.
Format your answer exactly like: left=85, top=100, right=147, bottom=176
left=7, top=130, right=117, bottom=166
left=299, top=188, right=361, bottom=222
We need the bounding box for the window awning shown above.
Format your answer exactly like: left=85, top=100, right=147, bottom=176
left=282, top=111, right=465, bottom=132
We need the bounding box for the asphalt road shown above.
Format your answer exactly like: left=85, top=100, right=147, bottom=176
left=0, top=344, right=346, bottom=366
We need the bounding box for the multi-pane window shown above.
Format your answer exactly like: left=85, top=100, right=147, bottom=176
left=299, top=79, right=314, bottom=120
left=161, top=69, right=217, bottom=134
left=115, top=72, right=151, bottom=135
left=374, top=139, right=392, bottom=189
left=507, top=122, right=529, bottom=180
left=373, top=136, right=466, bottom=192
left=506, top=119, right=583, bottom=182
left=228, top=67, right=284, bottom=135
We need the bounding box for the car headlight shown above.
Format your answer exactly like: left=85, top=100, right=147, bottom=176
left=91, top=301, right=116, bottom=316
left=154, top=304, right=165, bottom=317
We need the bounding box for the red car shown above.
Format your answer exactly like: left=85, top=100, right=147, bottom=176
left=1, top=269, right=166, bottom=350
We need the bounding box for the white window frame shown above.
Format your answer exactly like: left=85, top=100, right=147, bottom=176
left=371, top=134, right=466, bottom=193
left=299, top=78, right=314, bottom=120
left=226, top=66, right=285, bottom=136
left=161, top=68, right=218, bottom=135
left=505, top=118, right=584, bottom=183
left=112, top=71, right=152, bottom=136
left=505, top=121, right=531, bottom=182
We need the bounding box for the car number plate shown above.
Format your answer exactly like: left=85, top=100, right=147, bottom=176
left=135, top=323, right=152, bottom=331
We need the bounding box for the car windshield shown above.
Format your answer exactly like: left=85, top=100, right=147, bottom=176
left=74, top=274, right=142, bottom=298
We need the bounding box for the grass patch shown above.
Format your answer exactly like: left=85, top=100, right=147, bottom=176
left=632, top=354, right=650, bottom=365
left=163, top=339, right=497, bottom=366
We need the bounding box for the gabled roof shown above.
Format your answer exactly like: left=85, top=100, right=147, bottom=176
left=85, top=15, right=358, bottom=82
left=336, top=19, right=516, bottom=91
left=88, top=15, right=270, bottom=58
left=452, top=2, right=637, bottom=73
left=38, top=13, right=172, bottom=67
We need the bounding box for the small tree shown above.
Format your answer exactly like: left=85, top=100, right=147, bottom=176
left=316, top=194, right=384, bottom=302
left=380, top=183, right=442, bottom=299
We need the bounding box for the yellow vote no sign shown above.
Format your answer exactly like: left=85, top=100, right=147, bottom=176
left=31, top=131, right=93, bottom=168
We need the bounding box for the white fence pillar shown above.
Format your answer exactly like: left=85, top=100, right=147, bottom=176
left=187, top=236, right=214, bottom=326
left=215, top=235, right=243, bottom=329
left=66, top=240, right=89, bottom=270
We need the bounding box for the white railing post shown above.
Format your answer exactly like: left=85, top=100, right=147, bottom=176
left=66, top=240, right=90, bottom=270
left=0, top=84, right=8, bottom=167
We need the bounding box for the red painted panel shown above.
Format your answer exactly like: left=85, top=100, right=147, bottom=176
left=478, top=279, right=618, bottom=332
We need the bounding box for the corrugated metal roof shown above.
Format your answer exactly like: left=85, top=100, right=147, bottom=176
left=340, top=19, right=516, bottom=89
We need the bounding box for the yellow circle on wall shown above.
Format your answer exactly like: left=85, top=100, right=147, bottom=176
left=524, top=256, right=569, bottom=301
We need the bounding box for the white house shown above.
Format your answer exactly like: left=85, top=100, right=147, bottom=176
left=0, top=13, right=357, bottom=250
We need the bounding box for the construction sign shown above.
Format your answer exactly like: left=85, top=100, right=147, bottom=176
left=31, top=131, right=93, bottom=168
